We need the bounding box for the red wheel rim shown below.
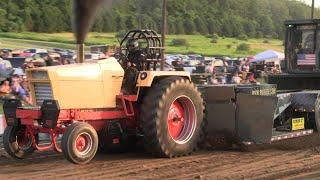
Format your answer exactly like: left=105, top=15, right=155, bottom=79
left=167, top=96, right=197, bottom=144
left=75, top=133, right=92, bottom=155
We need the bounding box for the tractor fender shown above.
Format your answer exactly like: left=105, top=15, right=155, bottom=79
left=136, top=71, right=191, bottom=87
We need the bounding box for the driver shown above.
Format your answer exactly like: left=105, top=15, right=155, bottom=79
left=126, top=39, right=144, bottom=70
left=122, top=39, right=145, bottom=94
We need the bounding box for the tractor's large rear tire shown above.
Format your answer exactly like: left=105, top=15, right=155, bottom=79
left=61, top=122, right=98, bottom=164
left=141, top=77, right=204, bottom=157
left=3, top=126, right=36, bottom=159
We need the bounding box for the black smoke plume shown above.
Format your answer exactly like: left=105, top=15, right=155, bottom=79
left=73, top=0, right=115, bottom=44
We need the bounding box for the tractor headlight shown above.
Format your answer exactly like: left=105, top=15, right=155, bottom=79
left=140, top=72, right=148, bottom=80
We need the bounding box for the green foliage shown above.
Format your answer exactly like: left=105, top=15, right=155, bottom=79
left=211, top=39, right=218, bottom=43
left=263, top=39, right=270, bottom=43
left=194, top=17, right=208, bottom=35
left=171, top=38, right=189, bottom=46
left=115, top=30, right=127, bottom=39
left=211, top=34, right=219, bottom=43
left=212, top=34, right=219, bottom=40
left=226, top=44, right=232, bottom=49
left=0, top=33, right=284, bottom=56
left=174, top=19, right=185, bottom=34
left=184, top=18, right=196, bottom=35
left=237, top=34, right=248, bottom=41
left=236, top=43, right=250, bottom=51
left=0, top=0, right=319, bottom=39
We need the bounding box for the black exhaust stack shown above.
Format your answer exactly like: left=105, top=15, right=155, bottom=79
left=73, top=0, right=105, bottom=63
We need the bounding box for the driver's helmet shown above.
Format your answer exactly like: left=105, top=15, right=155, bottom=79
left=127, top=39, right=139, bottom=52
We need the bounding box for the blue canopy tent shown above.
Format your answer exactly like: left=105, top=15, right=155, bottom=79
left=252, top=50, right=284, bottom=63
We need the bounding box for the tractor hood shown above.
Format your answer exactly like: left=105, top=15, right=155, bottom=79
left=26, top=58, right=124, bottom=109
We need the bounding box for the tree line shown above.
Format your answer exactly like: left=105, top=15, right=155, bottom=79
left=0, top=0, right=319, bottom=39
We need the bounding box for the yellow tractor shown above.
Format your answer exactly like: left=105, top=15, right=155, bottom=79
left=2, top=29, right=204, bottom=164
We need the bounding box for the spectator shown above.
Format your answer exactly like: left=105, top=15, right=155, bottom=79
left=10, top=74, right=32, bottom=104
left=219, top=75, right=227, bottom=84
left=251, top=63, right=258, bottom=74
left=24, top=61, right=35, bottom=69
left=0, top=79, right=11, bottom=95
left=241, top=58, right=250, bottom=73
left=243, top=73, right=259, bottom=84
left=61, top=57, right=71, bottom=65
left=231, top=72, right=242, bottom=84
left=0, top=51, right=4, bottom=58
left=44, top=55, right=54, bottom=66
left=172, top=58, right=185, bottom=71
left=206, top=62, right=216, bottom=74
left=273, top=64, right=281, bottom=74
left=0, top=57, right=12, bottom=70
left=222, top=57, right=228, bottom=73
left=210, top=74, right=219, bottom=85
left=235, top=60, right=243, bottom=73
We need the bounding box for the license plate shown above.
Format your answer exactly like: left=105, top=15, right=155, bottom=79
left=292, top=118, right=305, bottom=131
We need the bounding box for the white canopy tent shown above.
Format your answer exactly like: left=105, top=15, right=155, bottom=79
left=252, top=50, right=285, bottom=63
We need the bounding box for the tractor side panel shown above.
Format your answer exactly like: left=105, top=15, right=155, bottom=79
left=236, top=93, right=278, bottom=144
left=136, top=71, right=191, bottom=87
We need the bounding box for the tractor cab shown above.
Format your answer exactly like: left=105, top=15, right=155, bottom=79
left=269, top=19, right=320, bottom=90
left=285, top=19, right=320, bottom=73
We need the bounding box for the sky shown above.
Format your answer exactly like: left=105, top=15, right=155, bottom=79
left=300, top=0, right=320, bottom=7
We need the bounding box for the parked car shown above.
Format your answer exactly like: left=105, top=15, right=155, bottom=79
left=20, top=48, right=48, bottom=57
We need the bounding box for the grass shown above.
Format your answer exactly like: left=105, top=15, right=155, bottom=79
left=0, top=38, right=76, bottom=50
left=0, top=32, right=284, bottom=57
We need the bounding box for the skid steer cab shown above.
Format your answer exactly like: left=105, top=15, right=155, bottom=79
left=2, top=30, right=204, bottom=164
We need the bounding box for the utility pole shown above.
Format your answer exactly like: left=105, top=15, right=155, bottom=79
left=161, top=0, right=167, bottom=71
left=137, top=0, right=142, bottom=29
left=311, top=0, right=315, bottom=19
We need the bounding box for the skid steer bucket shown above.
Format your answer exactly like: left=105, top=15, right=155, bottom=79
left=236, top=93, right=278, bottom=144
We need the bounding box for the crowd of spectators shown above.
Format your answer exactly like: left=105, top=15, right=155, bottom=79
left=0, top=48, right=75, bottom=105
left=210, top=58, right=257, bottom=85
left=170, top=56, right=282, bottom=85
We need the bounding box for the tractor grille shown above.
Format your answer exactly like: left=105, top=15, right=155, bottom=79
left=34, top=83, right=53, bottom=105
left=31, top=71, right=49, bottom=79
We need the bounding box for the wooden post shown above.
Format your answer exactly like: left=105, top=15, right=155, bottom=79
left=311, top=0, right=315, bottom=19
left=161, top=0, right=167, bottom=71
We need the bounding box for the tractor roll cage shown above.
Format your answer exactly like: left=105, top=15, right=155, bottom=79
left=120, top=29, right=164, bottom=71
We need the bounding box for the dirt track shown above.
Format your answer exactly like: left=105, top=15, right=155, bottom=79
left=2, top=136, right=320, bottom=180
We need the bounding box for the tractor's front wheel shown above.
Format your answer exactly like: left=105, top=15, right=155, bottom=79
left=61, top=122, right=98, bottom=164
left=141, top=77, right=204, bottom=157
left=3, top=126, right=36, bottom=159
